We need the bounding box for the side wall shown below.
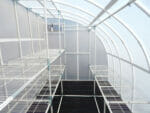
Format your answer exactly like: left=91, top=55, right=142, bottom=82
left=0, top=0, right=45, bottom=63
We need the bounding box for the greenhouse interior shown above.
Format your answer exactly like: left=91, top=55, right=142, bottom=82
left=0, top=0, right=150, bottom=113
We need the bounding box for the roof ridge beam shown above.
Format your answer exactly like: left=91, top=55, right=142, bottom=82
left=37, top=0, right=55, bottom=18
left=88, top=0, right=118, bottom=27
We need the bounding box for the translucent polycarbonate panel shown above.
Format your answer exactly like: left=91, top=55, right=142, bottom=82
left=48, top=32, right=64, bottom=49
left=48, top=33, right=59, bottom=49
left=79, top=55, right=89, bottom=80
left=21, top=42, right=32, bottom=56
left=1, top=42, right=20, bottom=63
left=78, top=30, right=89, bottom=52
left=97, top=28, right=117, bottom=55
left=17, top=4, right=30, bottom=39
left=133, top=104, right=150, bottom=113
left=53, top=1, right=93, bottom=21
left=18, top=1, right=42, bottom=8
left=96, top=32, right=110, bottom=53
left=54, top=0, right=100, bottom=17
left=121, top=62, right=133, bottom=107
left=90, top=31, right=107, bottom=66
left=39, top=21, right=46, bottom=40
left=61, top=12, right=89, bottom=24
left=105, top=17, right=149, bottom=70
left=116, top=3, right=150, bottom=65
left=0, top=0, right=17, bottom=39
left=29, top=14, right=39, bottom=39
left=33, top=41, right=40, bottom=53
left=65, top=30, right=77, bottom=52
left=100, top=23, right=130, bottom=60
left=112, top=57, right=121, bottom=84
left=96, top=36, right=108, bottom=65
left=140, top=0, right=150, bottom=10
left=132, top=67, right=150, bottom=113
left=66, top=54, right=77, bottom=79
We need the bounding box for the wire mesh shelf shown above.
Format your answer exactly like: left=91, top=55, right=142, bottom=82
left=90, top=65, right=131, bottom=113
left=0, top=49, right=65, bottom=113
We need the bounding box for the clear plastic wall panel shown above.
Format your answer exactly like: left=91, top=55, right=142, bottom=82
left=48, top=33, right=64, bottom=49
left=39, top=21, right=45, bottom=40
left=78, top=30, right=89, bottom=52
left=17, top=4, right=30, bottom=39
left=41, top=40, right=47, bottom=50
left=96, top=34, right=110, bottom=53
left=101, top=23, right=130, bottom=60
left=96, top=36, right=108, bottom=65
left=66, top=54, right=77, bottom=80
left=116, top=4, right=150, bottom=64
left=113, top=62, right=121, bottom=95
left=96, top=29, right=113, bottom=54
left=60, top=52, right=65, bottom=65
left=30, top=14, right=39, bottom=39
left=90, top=31, right=96, bottom=65
left=108, top=55, right=113, bottom=70
left=79, top=55, right=89, bottom=80
left=133, top=67, right=150, bottom=113
left=0, top=0, right=17, bottom=39
left=48, top=33, right=59, bottom=49
left=1, top=42, right=19, bottom=63
left=106, top=17, right=149, bottom=70
left=96, top=29, right=111, bottom=52
left=121, top=62, right=133, bottom=108
left=0, top=81, right=6, bottom=101
left=33, top=41, right=40, bottom=53
left=109, top=57, right=120, bottom=85
left=90, top=31, right=108, bottom=65
left=65, top=30, right=77, bottom=52
left=98, top=30, right=117, bottom=55
left=21, top=42, right=32, bottom=56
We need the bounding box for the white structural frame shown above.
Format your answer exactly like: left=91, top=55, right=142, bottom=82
left=4, top=0, right=150, bottom=112
left=24, top=0, right=150, bottom=73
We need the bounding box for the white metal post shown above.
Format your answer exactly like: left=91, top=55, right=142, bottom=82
left=14, top=1, right=23, bottom=58
left=88, top=30, right=91, bottom=80
left=43, top=0, right=52, bottom=113
left=37, top=16, right=42, bottom=55
left=27, top=9, right=35, bottom=56
left=58, top=10, right=62, bottom=65
left=94, top=27, right=96, bottom=95
left=64, top=23, right=67, bottom=79
left=76, top=24, right=79, bottom=80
